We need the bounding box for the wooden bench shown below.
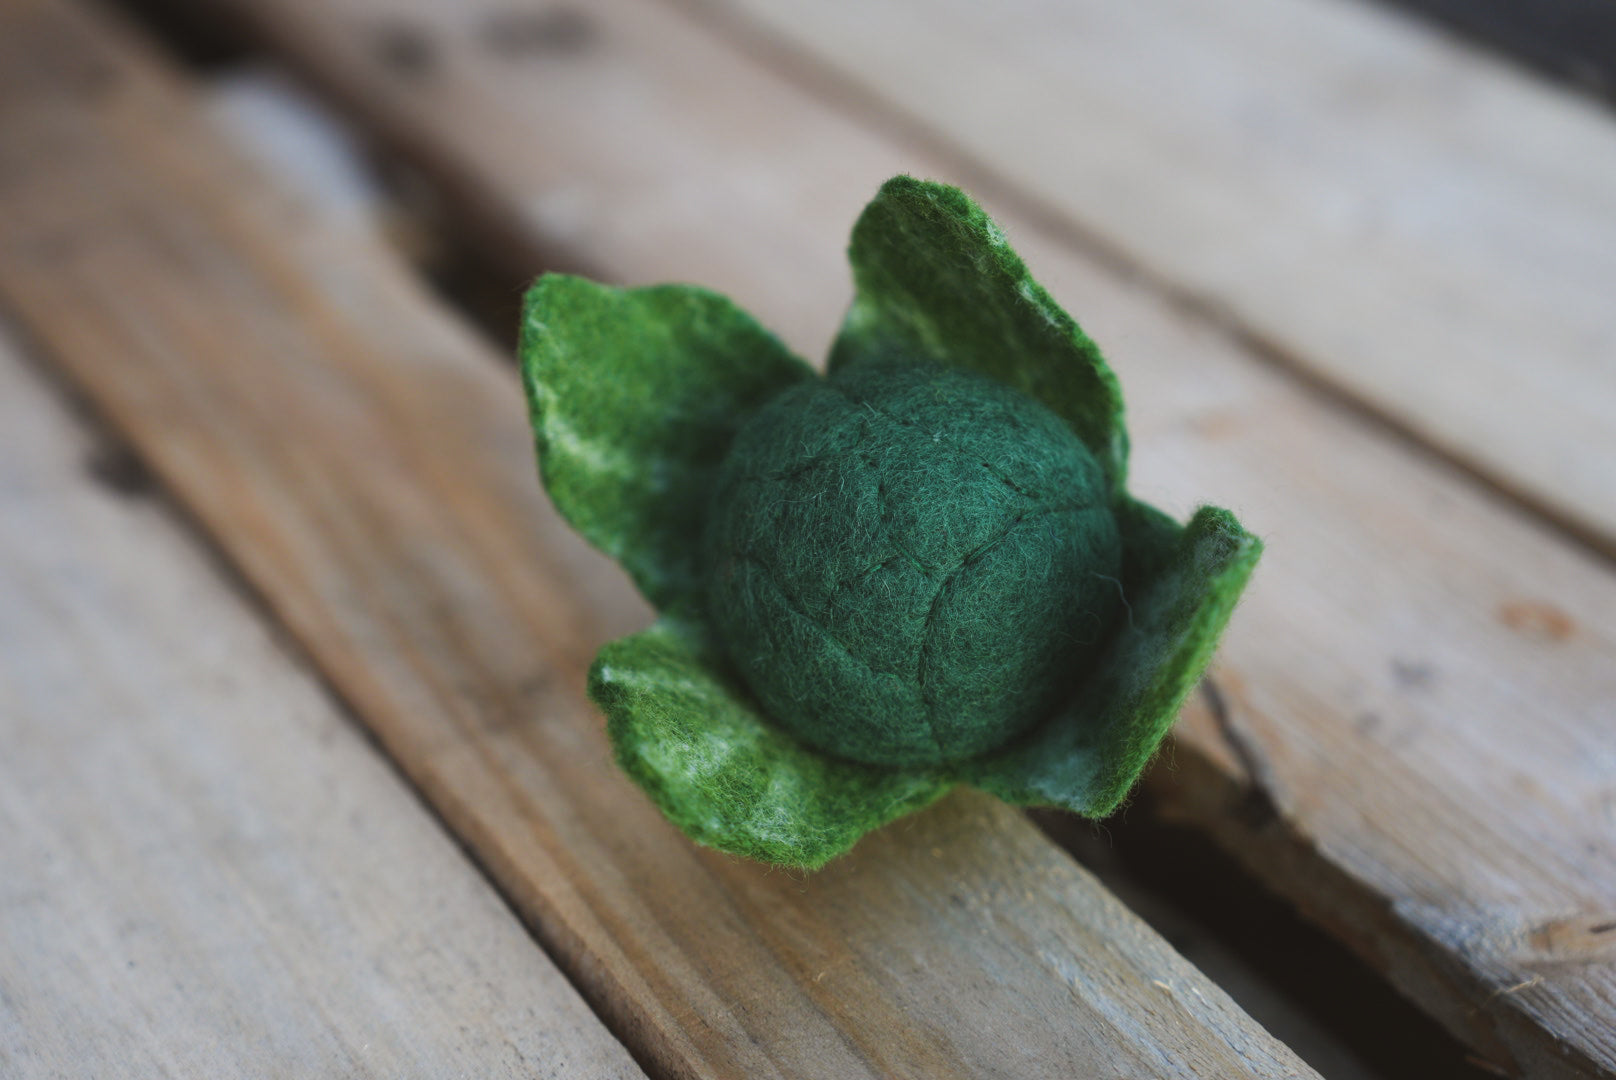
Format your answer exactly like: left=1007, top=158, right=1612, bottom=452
left=1, top=0, right=1610, bottom=1075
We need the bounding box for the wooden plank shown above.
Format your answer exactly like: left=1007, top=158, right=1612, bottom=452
left=0, top=330, right=645, bottom=1077
left=0, top=2, right=1324, bottom=1078
left=159, top=0, right=1616, bottom=1074
left=696, top=0, right=1616, bottom=561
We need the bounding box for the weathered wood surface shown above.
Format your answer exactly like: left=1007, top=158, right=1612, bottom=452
left=0, top=2, right=1324, bottom=1078
left=0, top=329, right=645, bottom=1078
left=703, top=0, right=1616, bottom=560
left=179, top=0, right=1616, bottom=1074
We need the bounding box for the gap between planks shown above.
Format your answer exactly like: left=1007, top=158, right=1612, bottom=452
left=0, top=1, right=1324, bottom=1078
left=151, top=0, right=1616, bottom=1075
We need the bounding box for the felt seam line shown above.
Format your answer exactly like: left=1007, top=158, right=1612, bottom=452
left=738, top=549, right=914, bottom=687
left=780, top=499, right=1088, bottom=621
left=873, top=477, right=937, bottom=576
left=741, top=449, right=844, bottom=489
left=828, top=383, right=1063, bottom=503
left=741, top=386, right=1094, bottom=513
left=828, top=552, right=910, bottom=597
left=915, top=562, right=961, bottom=758
left=985, top=462, right=1036, bottom=499
left=915, top=505, right=1064, bottom=753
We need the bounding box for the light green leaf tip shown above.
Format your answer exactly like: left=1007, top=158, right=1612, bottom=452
left=590, top=620, right=953, bottom=870
left=519, top=274, right=814, bottom=615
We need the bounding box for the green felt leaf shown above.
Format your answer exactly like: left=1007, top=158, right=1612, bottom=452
left=520, top=275, right=814, bottom=614
left=591, top=620, right=953, bottom=869
left=960, top=503, right=1262, bottom=814
left=831, top=176, right=1128, bottom=491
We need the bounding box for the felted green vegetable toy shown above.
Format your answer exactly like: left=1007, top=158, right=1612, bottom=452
left=520, top=176, right=1261, bottom=869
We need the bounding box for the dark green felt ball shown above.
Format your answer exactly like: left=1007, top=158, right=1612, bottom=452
left=703, top=361, right=1123, bottom=767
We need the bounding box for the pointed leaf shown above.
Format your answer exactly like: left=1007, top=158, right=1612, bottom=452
left=521, top=275, right=814, bottom=613
left=832, top=176, right=1127, bottom=489
left=591, top=620, right=952, bottom=869
left=961, top=503, right=1262, bottom=814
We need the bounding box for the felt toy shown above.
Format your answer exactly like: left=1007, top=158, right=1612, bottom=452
left=520, top=176, right=1261, bottom=869
left=705, top=360, right=1123, bottom=767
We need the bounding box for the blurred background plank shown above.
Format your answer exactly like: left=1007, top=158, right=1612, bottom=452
left=0, top=1, right=1324, bottom=1077
left=1372, top=0, right=1616, bottom=104
left=0, top=326, right=645, bottom=1079
left=159, top=0, right=1616, bottom=1075
left=700, top=0, right=1616, bottom=561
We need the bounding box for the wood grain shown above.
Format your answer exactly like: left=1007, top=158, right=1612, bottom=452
left=0, top=328, right=645, bottom=1078
left=696, top=0, right=1616, bottom=560
left=167, top=0, right=1616, bottom=1074
left=0, top=2, right=1322, bottom=1078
